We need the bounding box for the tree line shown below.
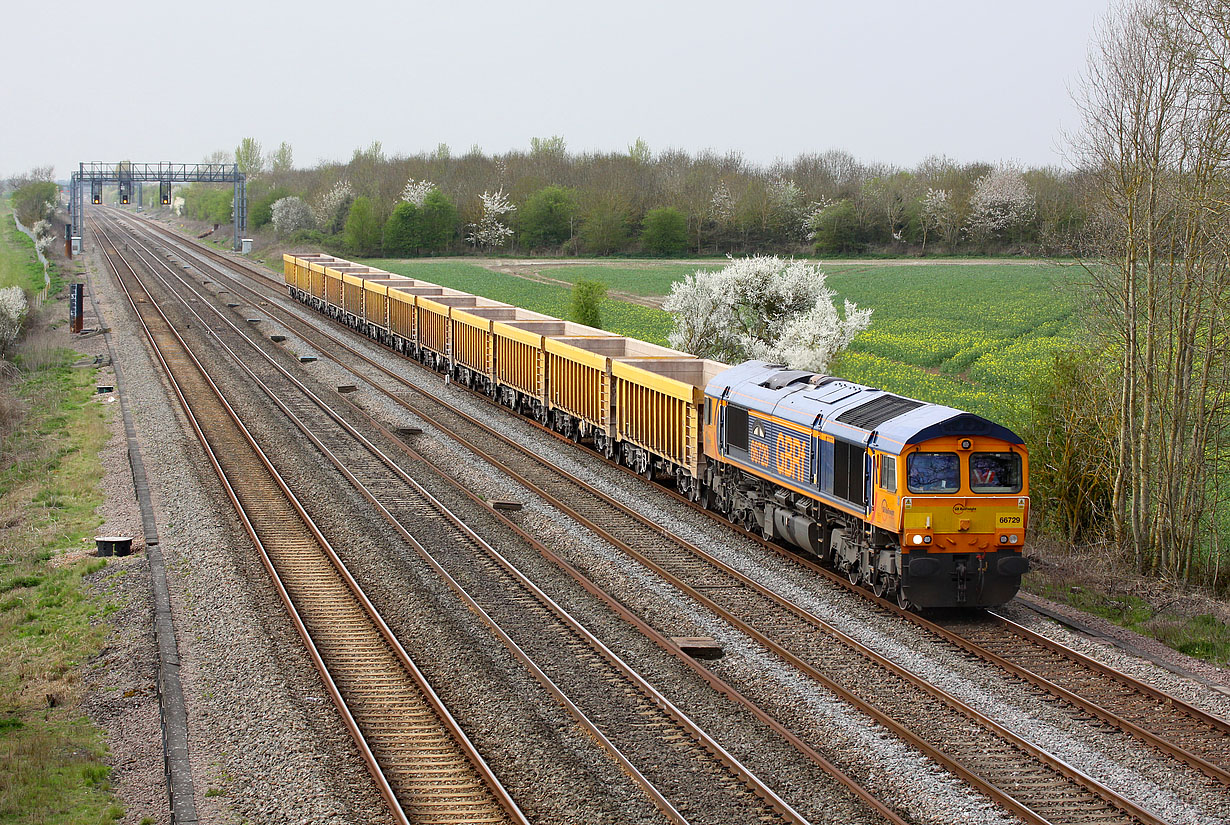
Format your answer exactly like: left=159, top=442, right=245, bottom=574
left=179, top=137, right=1090, bottom=258
left=1030, top=0, right=1230, bottom=592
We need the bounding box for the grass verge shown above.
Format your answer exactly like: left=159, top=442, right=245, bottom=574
left=1, top=203, right=49, bottom=294
left=1024, top=543, right=1230, bottom=665
left=0, top=246, right=121, bottom=818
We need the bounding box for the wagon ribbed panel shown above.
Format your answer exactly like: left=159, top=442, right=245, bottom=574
left=324, top=268, right=344, bottom=310
left=546, top=352, right=608, bottom=428
left=388, top=291, right=416, bottom=341
left=362, top=287, right=388, bottom=331
left=310, top=262, right=327, bottom=300
left=342, top=275, right=365, bottom=317
left=615, top=377, right=698, bottom=474
left=493, top=336, right=544, bottom=399
left=450, top=315, right=493, bottom=376
left=417, top=300, right=451, bottom=357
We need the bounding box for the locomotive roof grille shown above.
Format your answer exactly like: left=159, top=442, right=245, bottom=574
left=836, top=394, right=926, bottom=430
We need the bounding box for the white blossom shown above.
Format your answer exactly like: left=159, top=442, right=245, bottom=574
left=965, top=165, right=1035, bottom=242
left=0, top=286, right=29, bottom=354
left=663, top=255, right=871, bottom=372
left=466, top=189, right=516, bottom=249
left=709, top=181, right=735, bottom=225
left=271, top=196, right=316, bottom=236
left=313, top=179, right=354, bottom=233
left=32, top=219, right=56, bottom=254
left=921, top=188, right=951, bottom=228
left=768, top=177, right=809, bottom=239
left=400, top=178, right=436, bottom=207
left=802, top=198, right=834, bottom=241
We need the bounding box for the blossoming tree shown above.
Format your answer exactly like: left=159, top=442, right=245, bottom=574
left=663, top=255, right=871, bottom=373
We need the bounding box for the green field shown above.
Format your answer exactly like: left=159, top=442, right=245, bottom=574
left=825, top=263, right=1078, bottom=424
left=362, top=258, right=1078, bottom=427
left=544, top=262, right=726, bottom=296
left=365, top=259, right=676, bottom=344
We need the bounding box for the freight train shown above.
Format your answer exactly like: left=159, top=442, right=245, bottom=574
left=283, top=254, right=1030, bottom=609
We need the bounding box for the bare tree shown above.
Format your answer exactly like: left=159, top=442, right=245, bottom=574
left=1069, top=0, right=1230, bottom=581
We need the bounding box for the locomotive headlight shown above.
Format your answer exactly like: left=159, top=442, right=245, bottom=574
left=923, top=535, right=932, bottom=544
left=1009, top=534, right=1019, bottom=544
left=1000, top=535, right=1009, bottom=544
left=912, top=534, right=924, bottom=545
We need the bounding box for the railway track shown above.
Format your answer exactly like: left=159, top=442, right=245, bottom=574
left=91, top=220, right=526, bottom=825
left=94, top=212, right=841, bottom=825
left=932, top=610, right=1230, bottom=779
left=112, top=211, right=1228, bottom=823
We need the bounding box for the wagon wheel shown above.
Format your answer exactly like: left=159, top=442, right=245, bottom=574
left=847, top=560, right=862, bottom=586
left=871, top=569, right=886, bottom=598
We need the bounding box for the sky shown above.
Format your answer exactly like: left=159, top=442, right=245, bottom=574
left=2, top=0, right=1113, bottom=181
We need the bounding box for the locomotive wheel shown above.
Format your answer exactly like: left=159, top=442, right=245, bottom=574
left=896, top=588, right=910, bottom=610
left=847, top=561, right=861, bottom=586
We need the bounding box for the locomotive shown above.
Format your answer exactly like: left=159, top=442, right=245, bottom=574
left=284, top=254, right=1030, bottom=609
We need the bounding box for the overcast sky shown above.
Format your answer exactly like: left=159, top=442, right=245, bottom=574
left=3, top=0, right=1112, bottom=180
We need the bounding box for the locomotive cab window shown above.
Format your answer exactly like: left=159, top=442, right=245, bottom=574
left=704, top=397, right=712, bottom=425
left=879, top=455, right=897, bottom=493
left=969, top=452, right=1023, bottom=494
left=907, top=452, right=959, bottom=494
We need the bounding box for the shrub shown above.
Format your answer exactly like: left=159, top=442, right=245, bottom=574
left=249, top=186, right=291, bottom=228
left=343, top=197, right=381, bottom=256
left=579, top=206, right=628, bottom=255
left=569, top=280, right=606, bottom=327
left=518, top=186, right=576, bottom=249
left=383, top=202, right=419, bottom=257
left=0, top=286, right=29, bottom=356
left=809, top=199, right=864, bottom=255
left=270, top=197, right=315, bottom=237
left=641, top=207, right=688, bottom=255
